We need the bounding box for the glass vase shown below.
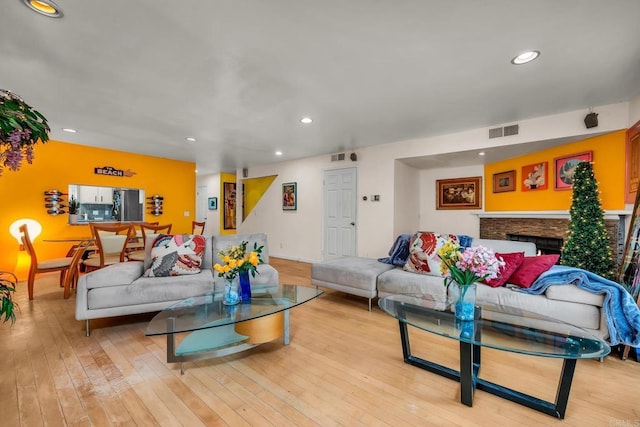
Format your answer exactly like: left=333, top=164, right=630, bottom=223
left=239, top=270, right=252, bottom=301
left=223, top=277, right=240, bottom=305
left=450, top=282, right=477, bottom=321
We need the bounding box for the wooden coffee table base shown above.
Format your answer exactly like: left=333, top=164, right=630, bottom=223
left=165, top=310, right=289, bottom=374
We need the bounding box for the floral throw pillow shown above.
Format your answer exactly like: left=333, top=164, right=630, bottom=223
left=143, top=234, right=206, bottom=277
left=404, top=232, right=459, bottom=276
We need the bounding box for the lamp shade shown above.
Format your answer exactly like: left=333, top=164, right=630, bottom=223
left=9, top=218, right=42, bottom=245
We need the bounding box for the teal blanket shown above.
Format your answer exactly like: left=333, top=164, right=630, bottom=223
left=520, top=265, right=640, bottom=347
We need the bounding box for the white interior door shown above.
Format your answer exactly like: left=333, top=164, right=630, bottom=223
left=323, top=167, right=357, bottom=259
left=196, top=185, right=208, bottom=232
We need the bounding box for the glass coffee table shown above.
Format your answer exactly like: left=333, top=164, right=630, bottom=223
left=146, top=284, right=322, bottom=373
left=378, top=294, right=610, bottom=419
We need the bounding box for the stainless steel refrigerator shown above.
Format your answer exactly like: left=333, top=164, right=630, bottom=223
left=116, top=189, right=143, bottom=221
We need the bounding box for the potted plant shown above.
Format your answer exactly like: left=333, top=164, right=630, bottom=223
left=1, top=271, right=18, bottom=324
left=68, top=195, right=80, bottom=223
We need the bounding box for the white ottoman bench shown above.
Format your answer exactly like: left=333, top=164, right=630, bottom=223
left=311, top=257, right=395, bottom=310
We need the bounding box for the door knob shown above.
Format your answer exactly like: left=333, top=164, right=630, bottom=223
left=350, top=222, right=355, bottom=226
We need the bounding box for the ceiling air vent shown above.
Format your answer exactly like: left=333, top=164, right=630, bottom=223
left=503, top=124, right=519, bottom=136
left=331, top=152, right=346, bottom=161
left=488, top=124, right=519, bottom=139
left=488, top=127, right=503, bottom=139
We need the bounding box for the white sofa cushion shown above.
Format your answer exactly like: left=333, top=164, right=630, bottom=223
left=545, top=284, right=605, bottom=307
left=474, top=284, right=601, bottom=330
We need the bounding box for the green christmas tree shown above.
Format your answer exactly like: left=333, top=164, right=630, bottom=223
left=560, top=162, right=617, bottom=279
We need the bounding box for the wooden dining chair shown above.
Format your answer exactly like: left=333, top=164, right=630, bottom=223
left=83, top=223, right=134, bottom=272
left=63, top=245, right=86, bottom=299
left=191, top=221, right=206, bottom=235
left=127, top=223, right=172, bottom=261
left=19, top=224, right=73, bottom=300
left=125, top=221, right=159, bottom=258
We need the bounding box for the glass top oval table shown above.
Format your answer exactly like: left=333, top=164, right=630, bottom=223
left=378, top=294, right=610, bottom=419
left=146, top=284, right=322, bottom=374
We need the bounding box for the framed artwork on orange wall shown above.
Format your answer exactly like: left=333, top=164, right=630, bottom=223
left=554, top=151, right=593, bottom=190
left=626, top=119, right=640, bottom=204
left=521, top=162, right=548, bottom=191
left=492, top=170, right=516, bottom=193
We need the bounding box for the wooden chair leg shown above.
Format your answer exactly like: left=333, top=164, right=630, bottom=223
left=28, top=270, right=36, bottom=300
left=622, top=345, right=631, bottom=360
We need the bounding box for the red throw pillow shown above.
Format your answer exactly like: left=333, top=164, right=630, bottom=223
left=482, top=252, right=525, bottom=288
left=508, top=254, right=560, bottom=288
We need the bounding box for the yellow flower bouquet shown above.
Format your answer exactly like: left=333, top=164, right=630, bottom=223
left=213, top=240, right=264, bottom=280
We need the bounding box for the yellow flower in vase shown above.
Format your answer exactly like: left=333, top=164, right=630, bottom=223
left=214, top=240, right=265, bottom=302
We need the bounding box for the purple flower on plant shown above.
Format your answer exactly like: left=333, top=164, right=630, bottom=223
left=1, top=89, right=49, bottom=176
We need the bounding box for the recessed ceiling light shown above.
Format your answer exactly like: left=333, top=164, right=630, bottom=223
left=21, top=0, right=64, bottom=18
left=511, top=50, right=540, bottom=65
left=185, top=137, right=196, bottom=142
left=62, top=128, right=77, bottom=133
left=300, top=117, right=313, bottom=124
left=275, top=151, right=283, bottom=156
left=478, top=152, right=486, bottom=156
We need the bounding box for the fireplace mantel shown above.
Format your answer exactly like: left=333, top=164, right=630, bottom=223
left=477, top=210, right=631, bottom=220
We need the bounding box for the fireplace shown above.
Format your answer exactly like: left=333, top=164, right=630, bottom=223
left=479, top=214, right=625, bottom=263
left=507, top=233, right=563, bottom=255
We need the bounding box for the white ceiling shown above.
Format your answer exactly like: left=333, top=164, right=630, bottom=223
left=2, top=1, right=639, bottom=175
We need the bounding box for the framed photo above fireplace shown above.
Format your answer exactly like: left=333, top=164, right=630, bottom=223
left=436, top=176, right=482, bottom=210
left=492, top=170, right=516, bottom=193
left=554, top=151, right=593, bottom=190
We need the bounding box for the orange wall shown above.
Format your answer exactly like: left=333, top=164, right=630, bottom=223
left=0, top=140, right=196, bottom=272
left=485, top=131, right=626, bottom=211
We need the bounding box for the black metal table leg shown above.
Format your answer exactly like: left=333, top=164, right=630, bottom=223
left=394, top=305, right=580, bottom=419
left=459, top=340, right=474, bottom=406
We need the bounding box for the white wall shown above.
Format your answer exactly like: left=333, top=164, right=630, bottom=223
left=228, top=101, right=630, bottom=263
left=393, top=160, right=420, bottom=236
left=237, top=155, right=331, bottom=263
left=629, top=92, right=640, bottom=125
left=418, top=165, right=484, bottom=237
left=196, top=173, right=221, bottom=236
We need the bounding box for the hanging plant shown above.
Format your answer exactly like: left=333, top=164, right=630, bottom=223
left=0, top=89, right=50, bottom=176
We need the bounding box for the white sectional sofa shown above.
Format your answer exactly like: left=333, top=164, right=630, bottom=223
left=76, top=233, right=278, bottom=335
left=312, top=237, right=608, bottom=341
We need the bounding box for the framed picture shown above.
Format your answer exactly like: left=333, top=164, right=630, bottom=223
left=521, top=162, right=548, bottom=191
left=282, top=182, right=297, bottom=210
left=436, top=176, right=482, bottom=210
left=626, top=120, right=640, bottom=203
left=492, top=170, right=516, bottom=193
left=223, top=182, right=236, bottom=230
left=554, top=151, right=593, bottom=190
left=207, top=197, right=217, bottom=210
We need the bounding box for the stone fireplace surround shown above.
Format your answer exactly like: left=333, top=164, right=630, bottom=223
left=478, top=212, right=628, bottom=263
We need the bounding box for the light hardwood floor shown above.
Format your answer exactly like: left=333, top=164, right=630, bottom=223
left=1, top=258, right=638, bottom=426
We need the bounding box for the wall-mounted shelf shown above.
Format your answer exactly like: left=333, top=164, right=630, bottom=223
left=147, top=195, right=164, bottom=216
left=44, top=190, right=67, bottom=215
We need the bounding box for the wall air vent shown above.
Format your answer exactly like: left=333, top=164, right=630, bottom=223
left=331, top=152, right=346, bottom=161
left=503, top=124, right=519, bottom=136
left=489, top=127, right=503, bottom=139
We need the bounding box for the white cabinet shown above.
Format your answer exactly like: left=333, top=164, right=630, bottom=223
left=78, top=186, right=114, bottom=204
